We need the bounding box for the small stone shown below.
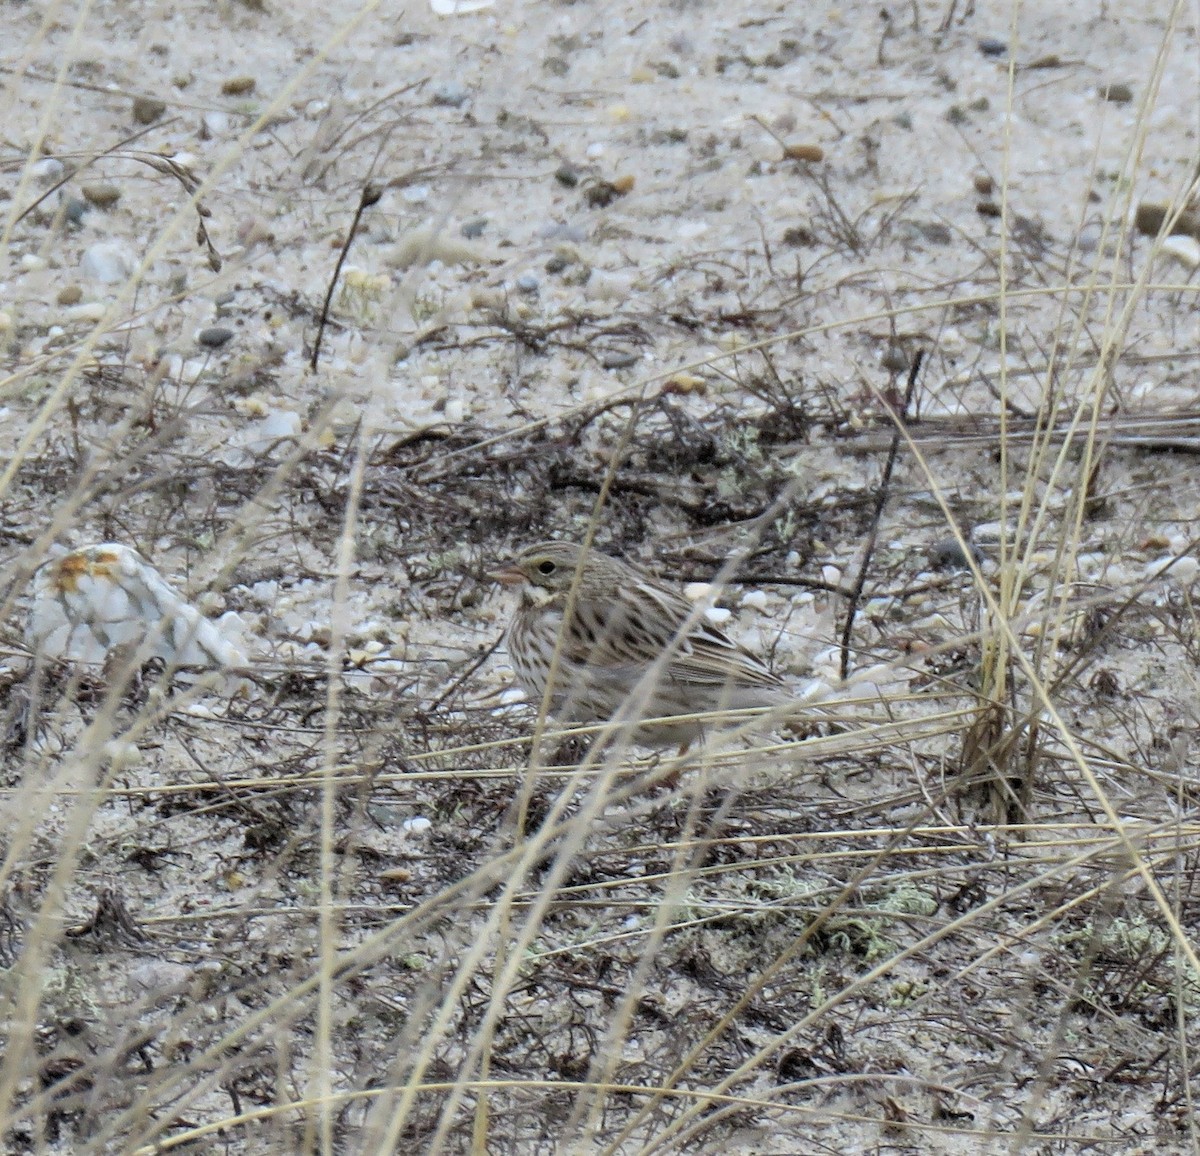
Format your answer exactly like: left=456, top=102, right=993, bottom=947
left=554, top=163, right=582, bottom=187
left=31, top=157, right=65, bottom=184
left=132, top=95, right=167, bottom=124
left=198, top=326, right=234, bottom=348
left=976, top=200, right=1002, bottom=218
left=57, top=285, right=83, bottom=305
left=80, top=241, right=133, bottom=283
left=917, top=221, right=953, bottom=245
left=783, top=142, right=824, bottom=162
left=977, top=37, right=1008, bottom=56
left=81, top=182, right=121, bottom=208
left=63, top=198, right=89, bottom=226
left=1159, top=235, right=1200, bottom=270
left=543, top=56, right=570, bottom=77
left=583, top=177, right=633, bottom=208
left=972, top=173, right=994, bottom=196
left=65, top=302, right=106, bottom=323
left=928, top=537, right=983, bottom=571
left=430, top=82, right=469, bottom=107
left=200, top=110, right=229, bottom=139
left=1134, top=201, right=1200, bottom=241
left=601, top=350, right=639, bottom=369
left=515, top=273, right=539, bottom=293
left=221, top=76, right=257, bottom=96
left=881, top=343, right=909, bottom=374
left=460, top=217, right=488, bottom=238
left=1099, top=83, right=1133, bottom=103
left=544, top=254, right=570, bottom=274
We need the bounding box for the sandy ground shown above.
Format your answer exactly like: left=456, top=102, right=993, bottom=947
left=1, top=0, right=1199, bottom=1151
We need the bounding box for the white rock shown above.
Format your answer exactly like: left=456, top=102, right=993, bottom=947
left=31, top=158, right=65, bottom=184
left=20, top=253, right=47, bottom=271
left=1142, top=559, right=1180, bottom=583
left=444, top=397, right=465, bottom=423
left=81, top=242, right=134, bottom=284
left=402, top=816, right=432, bottom=833
left=259, top=409, right=302, bottom=439
left=1159, top=235, right=1200, bottom=270
left=65, top=303, right=106, bottom=323
left=683, top=582, right=713, bottom=602
left=1172, top=556, right=1199, bottom=584
left=201, top=110, right=229, bottom=138
left=704, top=607, right=732, bottom=625
left=740, top=590, right=769, bottom=611
left=430, top=0, right=494, bottom=12
left=821, top=564, right=841, bottom=587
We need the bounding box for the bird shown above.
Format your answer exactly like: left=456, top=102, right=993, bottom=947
left=492, top=541, right=788, bottom=747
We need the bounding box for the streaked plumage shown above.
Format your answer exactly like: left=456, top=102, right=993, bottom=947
left=494, top=541, right=787, bottom=745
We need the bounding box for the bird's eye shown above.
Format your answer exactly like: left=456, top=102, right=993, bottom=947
left=537, top=559, right=556, bottom=575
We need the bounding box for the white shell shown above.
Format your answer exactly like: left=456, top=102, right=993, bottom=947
left=28, top=543, right=248, bottom=670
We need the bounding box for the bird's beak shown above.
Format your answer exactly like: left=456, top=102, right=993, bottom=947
left=490, top=564, right=525, bottom=587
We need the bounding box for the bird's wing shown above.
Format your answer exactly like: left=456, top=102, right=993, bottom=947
left=570, top=575, right=782, bottom=691
left=668, top=619, right=784, bottom=690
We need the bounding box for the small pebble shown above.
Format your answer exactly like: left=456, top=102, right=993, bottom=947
left=65, top=303, right=106, bottom=323
left=57, top=284, right=83, bottom=306
left=1174, top=557, right=1200, bottom=584
left=554, top=163, right=582, bottom=187
left=200, top=110, right=230, bottom=139
left=221, top=76, right=257, bottom=96
left=544, top=254, right=570, bottom=274
left=63, top=198, right=89, bottom=226
left=80, top=241, right=133, bottom=283
left=972, top=173, right=994, bottom=196
left=601, top=350, right=639, bottom=369
left=81, top=182, right=121, bottom=208
left=704, top=607, right=732, bottom=625
left=515, top=273, right=539, bottom=293
left=430, top=82, right=469, bottom=107
left=740, top=590, right=769, bottom=611
left=684, top=582, right=712, bottom=602
left=782, top=142, right=824, bottom=162
left=20, top=253, right=46, bottom=271
left=31, top=157, right=65, bottom=184
left=977, top=37, right=1008, bottom=56
left=198, top=326, right=234, bottom=348
left=1159, top=235, right=1200, bottom=270
left=444, top=397, right=466, bottom=423
left=1098, top=83, right=1133, bottom=103
left=881, top=343, right=909, bottom=374
left=1134, top=201, right=1200, bottom=241
left=132, top=95, right=167, bottom=124
left=927, top=537, right=983, bottom=571
left=460, top=217, right=488, bottom=238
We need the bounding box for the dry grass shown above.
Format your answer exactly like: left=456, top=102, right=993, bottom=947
left=1, top=0, right=1199, bottom=1152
